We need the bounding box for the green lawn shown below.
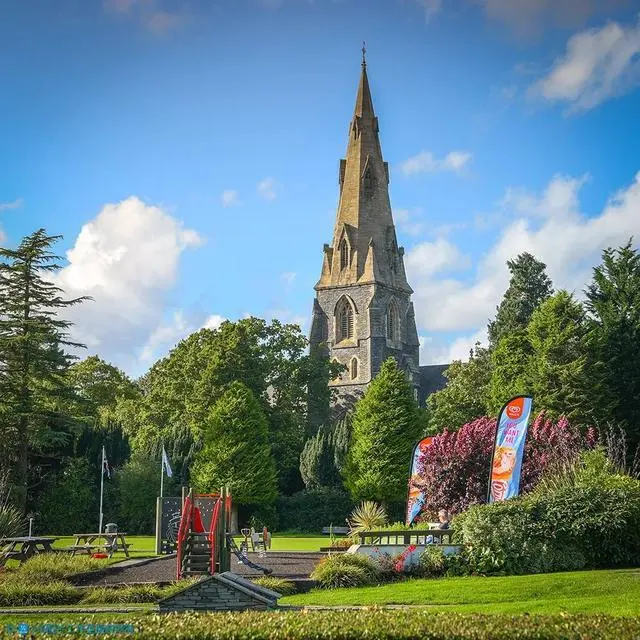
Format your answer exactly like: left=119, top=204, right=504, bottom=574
left=233, top=535, right=333, bottom=552
left=281, top=569, right=640, bottom=616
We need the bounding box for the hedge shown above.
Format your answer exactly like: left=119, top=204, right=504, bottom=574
left=276, top=488, right=354, bottom=532
left=12, top=611, right=640, bottom=639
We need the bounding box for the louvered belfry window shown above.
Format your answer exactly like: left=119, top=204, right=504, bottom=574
left=340, top=239, right=349, bottom=270
left=338, top=300, right=354, bottom=341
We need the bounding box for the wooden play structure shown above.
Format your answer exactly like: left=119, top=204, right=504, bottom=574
left=175, top=487, right=272, bottom=580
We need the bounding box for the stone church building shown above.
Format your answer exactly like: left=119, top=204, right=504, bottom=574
left=309, top=53, right=448, bottom=409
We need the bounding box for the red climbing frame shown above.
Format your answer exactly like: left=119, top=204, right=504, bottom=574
left=176, top=490, right=231, bottom=580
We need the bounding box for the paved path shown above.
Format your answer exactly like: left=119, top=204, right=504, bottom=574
left=72, top=552, right=325, bottom=586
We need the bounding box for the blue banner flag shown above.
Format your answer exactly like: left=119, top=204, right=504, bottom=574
left=488, top=395, right=533, bottom=503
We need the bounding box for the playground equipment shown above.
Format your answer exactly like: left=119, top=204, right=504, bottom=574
left=176, top=487, right=272, bottom=579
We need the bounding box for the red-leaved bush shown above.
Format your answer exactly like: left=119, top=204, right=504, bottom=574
left=415, top=413, right=596, bottom=518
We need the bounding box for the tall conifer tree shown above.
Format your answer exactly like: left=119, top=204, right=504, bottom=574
left=0, top=229, right=88, bottom=510
left=346, top=358, right=421, bottom=503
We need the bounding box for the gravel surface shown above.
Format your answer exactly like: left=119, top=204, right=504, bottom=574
left=73, top=552, right=325, bottom=586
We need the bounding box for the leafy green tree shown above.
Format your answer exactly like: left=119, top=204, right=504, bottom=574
left=584, top=241, right=640, bottom=450
left=488, top=253, right=553, bottom=348
left=68, top=356, right=139, bottom=470
left=487, top=330, right=533, bottom=415
left=36, top=458, right=96, bottom=534
left=345, top=358, right=422, bottom=503
left=191, top=381, right=277, bottom=507
left=0, top=230, right=88, bottom=510
left=427, top=343, right=491, bottom=431
left=126, top=318, right=334, bottom=495
left=117, top=455, right=164, bottom=534
left=68, top=355, right=139, bottom=412
left=527, top=291, right=588, bottom=420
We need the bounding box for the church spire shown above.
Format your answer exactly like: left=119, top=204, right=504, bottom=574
left=354, top=42, right=375, bottom=118
left=316, top=49, right=412, bottom=294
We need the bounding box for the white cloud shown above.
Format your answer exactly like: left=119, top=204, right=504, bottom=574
left=406, top=237, right=470, bottom=278
left=408, top=172, right=640, bottom=347
left=442, top=151, right=473, bottom=171
left=52, top=196, right=203, bottom=371
left=0, top=198, right=23, bottom=212
left=221, top=190, right=241, bottom=207
left=400, top=150, right=473, bottom=177
left=265, top=308, right=308, bottom=331
left=477, top=0, right=630, bottom=39
left=258, top=177, right=277, bottom=201
left=139, top=310, right=190, bottom=362
left=395, top=208, right=425, bottom=236
left=202, top=314, right=226, bottom=330
left=103, top=0, right=188, bottom=34
left=416, top=0, right=442, bottom=23
left=530, top=20, right=640, bottom=112
left=281, top=272, right=297, bottom=287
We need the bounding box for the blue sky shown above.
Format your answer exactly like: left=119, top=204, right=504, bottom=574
left=2, top=0, right=640, bottom=376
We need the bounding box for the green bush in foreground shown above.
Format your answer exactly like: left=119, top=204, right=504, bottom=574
left=25, top=611, right=640, bottom=640
left=3, top=554, right=105, bottom=584
left=252, top=577, right=297, bottom=596
left=311, top=553, right=381, bottom=589
left=0, top=581, right=81, bottom=607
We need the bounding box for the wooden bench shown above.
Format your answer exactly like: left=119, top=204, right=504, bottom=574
left=321, top=526, right=350, bottom=535
left=60, top=543, right=132, bottom=557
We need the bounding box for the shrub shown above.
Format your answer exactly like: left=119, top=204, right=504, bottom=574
left=252, top=577, right=297, bottom=596
left=419, top=547, right=448, bottom=578
left=0, top=503, right=23, bottom=540
left=0, top=581, right=81, bottom=607
left=81, top=580, right=196, bottom=604
left=276, top=488, right=353, bottom=532
left=455, top=451, right=640, bottom=575
left=311, top=553, right=381, bottom=589
left=13, top=554, right=105, bottom=583
left=348, top=501, right=387, bottom=535
left=15, top=610, right=640, bottom=639
left=414, top=413, right=593, bottom=519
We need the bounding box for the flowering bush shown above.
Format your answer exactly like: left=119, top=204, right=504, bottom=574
left=414, top=413, right=594, bottom=518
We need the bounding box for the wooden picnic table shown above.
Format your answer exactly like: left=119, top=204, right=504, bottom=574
left=0, top=536, right=57, bottom=567
left=69, top=532, right=130, bottom=558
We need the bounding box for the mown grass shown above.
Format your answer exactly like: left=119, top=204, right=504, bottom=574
left=281, top=568, right=640, bottom=616
left=1, top=611, right=640, bottom=640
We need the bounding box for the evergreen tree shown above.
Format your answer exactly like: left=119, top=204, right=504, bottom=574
left=0, top=230, right=88, bottom=510
left=488, top=253, right=553, bottom=348
left=345, top=358, right=422, bottom=503
left=299, top=415, right=351, bottom=490
left=487, top=330, right=533, bottom=415
left=527, top=291, right=588, bottom=420
left=427, top=343, right=491, bottom=431
left=299, top=426, right=338, bottom=490
left=584, top=241, right=640, bottom=451
left=191, top=381, right=277, bottom=507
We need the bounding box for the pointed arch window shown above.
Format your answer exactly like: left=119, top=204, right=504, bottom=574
left=336, top=298, right=355, bottom=342
left=386, top=300, right=400, bottom=342
left=350, top=357, right=359, bottom=380
left=339, top=239, right=350, bottom=270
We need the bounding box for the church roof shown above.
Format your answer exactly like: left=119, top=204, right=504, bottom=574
left=418, top=364, right=449, bottom=406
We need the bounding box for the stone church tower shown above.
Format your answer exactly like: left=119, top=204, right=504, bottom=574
left=309, top=52, right=421, bottom=409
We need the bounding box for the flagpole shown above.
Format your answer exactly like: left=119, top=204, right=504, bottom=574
left=160, top=445, right=165, bottom=499
left=99, top=446, right=105, bottom=534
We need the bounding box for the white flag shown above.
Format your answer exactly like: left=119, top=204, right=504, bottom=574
left=162, top=446, right=173, bottom=478
left=102, top=446, right=111, bottom=479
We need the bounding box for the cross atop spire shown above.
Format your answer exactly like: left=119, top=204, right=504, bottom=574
left=361, top=41, right=366, bottom=68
